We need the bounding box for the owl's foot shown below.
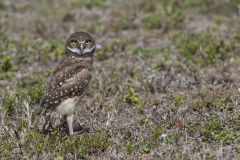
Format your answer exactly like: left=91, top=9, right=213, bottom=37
left=71, top=126, right=94, bottom=135
left=59, top=115, right=93, bottom=135
left=58, top=123, right=93, bottom=135
left=84, top=127, right=94, bottom=133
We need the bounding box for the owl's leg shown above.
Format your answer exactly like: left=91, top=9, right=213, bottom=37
left=66, top=114, right=74, bottom=135
left=65, top=114, right=85, bottom=135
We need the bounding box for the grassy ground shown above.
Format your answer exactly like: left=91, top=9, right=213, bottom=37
left=1, top=0, right=240, bottom=159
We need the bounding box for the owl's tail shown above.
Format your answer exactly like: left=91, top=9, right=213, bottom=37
left=37, top=98, right=53, bottom=134
left=40, top=107, right=54, bottom=134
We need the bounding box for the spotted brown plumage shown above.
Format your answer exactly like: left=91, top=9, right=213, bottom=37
left=40, top=56, right=93, bottom=108
left=40, top=31, right=95, bottom=135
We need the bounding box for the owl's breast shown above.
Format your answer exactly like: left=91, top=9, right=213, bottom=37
left=56, top=96, right=80, bottom=116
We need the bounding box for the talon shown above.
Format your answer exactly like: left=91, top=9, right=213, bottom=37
left=84, top=127, right=94, bottom=133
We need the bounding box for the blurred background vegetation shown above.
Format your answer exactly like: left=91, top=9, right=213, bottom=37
left=1, top=0, right=240, bottom=159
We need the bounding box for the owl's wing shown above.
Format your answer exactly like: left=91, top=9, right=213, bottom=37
left=46, top=56, right=75, bottom=91
left=40, top=65, right=92, bottom=110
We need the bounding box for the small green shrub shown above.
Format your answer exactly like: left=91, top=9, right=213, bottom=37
left=0, top=55, right=12, bottom=73
left=143, top=145, right=151, bottom=153
left=124, top=86, right=141, bottom=104
left=124, top=140, right=136, bottom=154
left=200, top=117, right=237, bottom=143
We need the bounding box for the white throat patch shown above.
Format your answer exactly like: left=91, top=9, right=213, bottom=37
left=67, top=46, right=95, bottom=54
left=82, top=47, right=94, bottom=54
left=67, top=46, right=81, bottom=54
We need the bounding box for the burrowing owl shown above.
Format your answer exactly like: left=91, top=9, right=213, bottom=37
left=40, top=31, right=95, bottom=135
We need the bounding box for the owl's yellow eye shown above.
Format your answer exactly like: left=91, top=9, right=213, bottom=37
left=85, top=39, right=92, bottom=45
left=70, top=40, right=78, bottom=46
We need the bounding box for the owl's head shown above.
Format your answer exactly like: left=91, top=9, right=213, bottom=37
left=65, top=31, right=95, bottom=56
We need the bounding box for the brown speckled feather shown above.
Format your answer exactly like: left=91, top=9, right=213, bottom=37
left=40, top=54, right=93, bottom=110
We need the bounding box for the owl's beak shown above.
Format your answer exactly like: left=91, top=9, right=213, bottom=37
left=79, top=43, right=84, bottom=53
